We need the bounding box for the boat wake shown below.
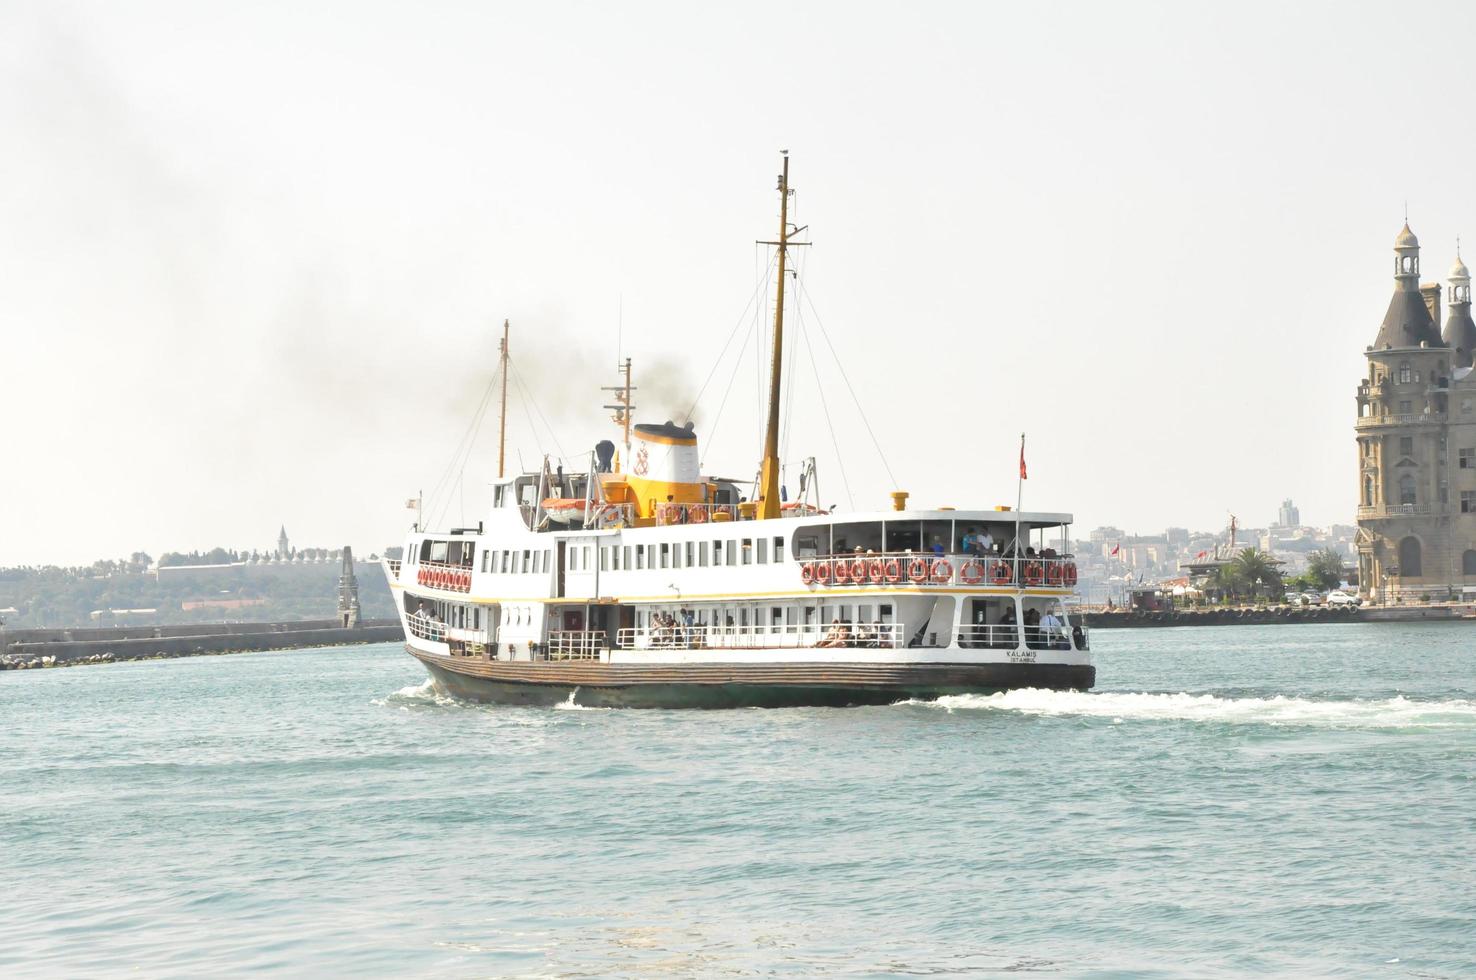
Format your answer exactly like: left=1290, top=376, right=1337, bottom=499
left=372, top=679, right=465, bottom=710
left=914, top=688, right=1476, bottom=729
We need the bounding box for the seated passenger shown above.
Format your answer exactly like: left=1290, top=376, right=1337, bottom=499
left=817, top=618, right=848, bottom=648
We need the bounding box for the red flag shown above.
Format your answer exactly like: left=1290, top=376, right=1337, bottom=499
left=1019, top=436, right=1028, bottom=480
left=1196, top=549, right=1207, bottom=559
left=1110, top=543, right=1120, bottom=556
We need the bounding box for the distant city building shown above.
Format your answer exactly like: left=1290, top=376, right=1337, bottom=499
left=277, top=525, right=290, bottom=559
left=1275, top=499, right=1300, bottom=527
left=1354, top=223, right=1476, bottom=599
left=1165, top=527, right=1190, bottom=546
left=1089, top=526, right=1124, bottom=546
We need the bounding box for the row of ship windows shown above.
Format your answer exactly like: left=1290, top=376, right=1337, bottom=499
left=476, top=536, right=791, bottom=575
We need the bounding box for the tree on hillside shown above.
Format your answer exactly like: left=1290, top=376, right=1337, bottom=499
left=1306, top=549, right=1345, bottom=591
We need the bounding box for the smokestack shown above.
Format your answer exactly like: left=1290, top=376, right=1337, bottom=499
left=595, top=440, right=615, bottom=473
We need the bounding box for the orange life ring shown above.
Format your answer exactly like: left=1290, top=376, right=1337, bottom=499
left=657, top=502, right=680, bottom=524
left=990, top=561, right=1012, bottom=585
left=1024, top=561, right=1044, bottom=586
left=801, top=562, right=815, bottom=585
left=1064, top=562, right=1078, bottom=586
left=460, top=569, right=470, bottom=589
left=834, top=559, right=852, bottom=584
left=851, top=557, right=868, bottom=584
left=960, top=560, right=984, bottom=585
left=907, top=557, right=929, bottom=583
left=689, top=506, right=708, bottom=524
left=930, top=558, right=952, bottom=583
left=868, top=558, right=885, bottom=582
left=815, top=560, right=832, bottom=584
left=884, top=559, right=902, bottom=583
left=1046, top=562, right=1064, bottom=585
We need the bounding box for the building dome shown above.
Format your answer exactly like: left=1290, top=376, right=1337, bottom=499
left=1452, top=255, right=1471, bottom=281
left=1396, top=222, right=1419, bottom=249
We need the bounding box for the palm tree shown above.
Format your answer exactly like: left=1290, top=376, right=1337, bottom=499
left=1232, top=548, right=1282, bottom=600
left=1306, top=548, right=1344, bottom=591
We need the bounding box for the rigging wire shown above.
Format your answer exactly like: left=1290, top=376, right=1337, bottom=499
left=423, top=368, right=500, bottom=529
left=508, top=357, right=568, bottom=461
left=798, top=305, right=854, bottom=510
left=794, top=278, right=900, bottom=490
left=698, top=302, right=763, bottom=470
left=682, top=249, right=779, bottom=426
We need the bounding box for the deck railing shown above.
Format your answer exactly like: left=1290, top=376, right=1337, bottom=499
left=617, top=622, right=904, bottom=651
left=407, top=616, right=447, bottom=642
left=956, top=623, right=1089, bottom=651
left=796, top=552, right=1078, bottom=589
left=652, top=502, right=742, bottom=526
left=545, top=630, right=605, bottom=660
left=414, top=559, right=472, bottom=593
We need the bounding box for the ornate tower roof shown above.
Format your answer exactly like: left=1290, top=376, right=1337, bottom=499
left=1373, top=222, right=1444, bottom=349
left=1444, top=245, right=1476, bottom=360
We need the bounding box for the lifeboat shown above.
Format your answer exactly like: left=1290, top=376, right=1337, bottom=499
left=541, top=498, right=588, bottom=524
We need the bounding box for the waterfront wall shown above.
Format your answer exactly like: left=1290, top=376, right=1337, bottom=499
left=1, top=619, right=404, bottom=669
left=1082, top=605, right=1462, bottom=628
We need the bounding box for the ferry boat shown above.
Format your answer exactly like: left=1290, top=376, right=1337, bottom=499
left=382, top=156, right=1095, bottom=708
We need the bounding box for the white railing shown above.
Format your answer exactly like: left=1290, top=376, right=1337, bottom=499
left=653, top=502, right=741, bottom=526
left=797, top=552, right=1079, bottom=589
left=957, top=623, right=1089, bottom=651
left=1355, top=413, right=1442, bottom=428
left=1357, top=503, right=1436, bottom=518
left=414, top=560, right=472, bottom=593
left=545, top=630, right=605, bottom=660
left=407, top=616, right=447, bottom=641
left=616, top=622, right=904, bottom=650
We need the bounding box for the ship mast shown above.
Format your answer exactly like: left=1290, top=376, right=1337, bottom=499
left=497, top=318, right=510, bottom=479
left=757, top=152, right=806, bottom=520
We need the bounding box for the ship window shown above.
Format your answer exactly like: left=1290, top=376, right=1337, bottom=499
left=685, top=542, right=695, bottom=566
left=712, top=540, right=723, bottom=564
left=482, top=552, right=489, bottom=573
left=430, top=540, right=448, bottom=563
left=773, top=536, right=785, bottom=563
left=699, top=542, right=709, bottom=566
left=672, top=544, right=683, bottom=569
left=794, top=528, right=824, bottom=558
left=858, top=604, right=872, bottom=623
left=637, top=547, right=646, bottom=570
left=727, top=541, right=738, bottom=567
left=742, top=539, right=753, bottom=565
left=600, top=547, right=609, bottom=571
left=804, top=606, right=816, bottom=625
left=739, top=607, right=749, bottom=627
left=660, top=544, right=670, bottom=569
left=521, top=550, right=531, bottom=573
left=534, top=551, right=543, bottom=574
left=564, top=549, right=573, bottom=573
left=756, top=538, right=768, bottom=563
left=879, top=603, right=893, bottom=621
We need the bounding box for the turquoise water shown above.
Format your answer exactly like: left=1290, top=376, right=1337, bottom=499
left=2, top=624, right=1474, bottom=977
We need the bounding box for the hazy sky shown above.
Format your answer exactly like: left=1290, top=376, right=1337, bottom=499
left=5, top=0, right=1475, bottom=565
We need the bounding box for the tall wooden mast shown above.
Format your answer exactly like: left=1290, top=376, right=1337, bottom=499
left=497, top=319, right=510, bottom=479
left=758, top=153, right=793, bottom=520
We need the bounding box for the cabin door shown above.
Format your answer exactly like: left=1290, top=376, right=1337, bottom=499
left=556, top=541, right=567, bottom=596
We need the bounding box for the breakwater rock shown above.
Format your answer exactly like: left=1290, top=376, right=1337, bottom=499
left=1083, top=606, right=1368, bottom=629
left=0, top=620, right=404, bottom=670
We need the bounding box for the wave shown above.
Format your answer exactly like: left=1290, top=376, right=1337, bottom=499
left=371, top=679, right=464, bottom=710
left=916, top=689, right=1476, bottom=728
left=553, top=689, right=608, bottom=711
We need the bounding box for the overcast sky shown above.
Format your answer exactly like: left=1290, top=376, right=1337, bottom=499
left=6, top=0, right=1476, bottom=566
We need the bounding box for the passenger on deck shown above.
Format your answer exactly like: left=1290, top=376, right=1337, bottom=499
left=998, top=607, right=1018, bottom=648
left=930, top=537, right=945, bottom=556
left=1041, top=607, right=1065, bottom=648
left=980, top=528, right=996, bottom=554
left=961, top=527, right=977, bottom=554
left=817, top=618, right=849, bottom=648
left=1024, top=608, right=1041, bottom=648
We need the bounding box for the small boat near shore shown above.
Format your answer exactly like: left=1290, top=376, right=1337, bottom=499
left=383, top=155, right=1095, bottom=707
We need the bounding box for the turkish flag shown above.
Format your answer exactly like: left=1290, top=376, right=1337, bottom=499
left=1019, top=439, right=1028, bottom=480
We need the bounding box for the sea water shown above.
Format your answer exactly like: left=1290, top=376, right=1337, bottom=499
left=1, top=623, right=1473, bottom=977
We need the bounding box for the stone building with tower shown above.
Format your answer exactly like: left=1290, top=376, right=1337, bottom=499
left=1355, top=223, right=1476, bottom=600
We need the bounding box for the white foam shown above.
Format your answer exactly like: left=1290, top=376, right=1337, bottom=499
left=917, top=688, right=1476, bottom=729
left=371, top=679, right=462, bottom=709
left=552, top=688, right=608, bottom=711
